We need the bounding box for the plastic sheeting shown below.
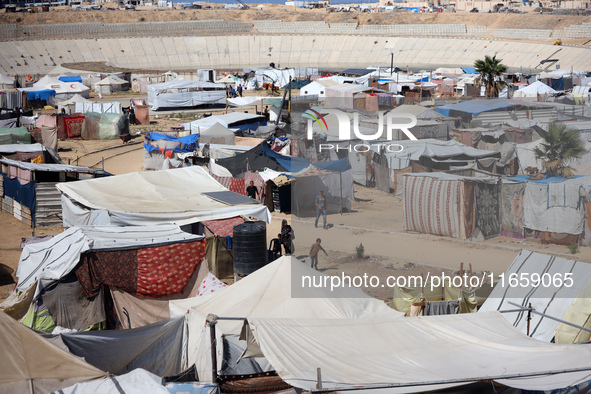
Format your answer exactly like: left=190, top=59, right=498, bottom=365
left=522, top=177, right=588, bottom=235
left=479, top=250, right=591, bottom=342
left=57, top=166, right=272, bottom=226
left=54, top=317, right=186, bottom=377
left=0, top=126, right=31, bottom=145
left=248, top=312, right=591, bottom=392
left=82, top=112, right=126, bottom=140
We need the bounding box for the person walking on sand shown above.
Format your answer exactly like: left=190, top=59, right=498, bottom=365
left=315, top=190, right=327, bottom=229
left=309, top=238, right=327, bottom=269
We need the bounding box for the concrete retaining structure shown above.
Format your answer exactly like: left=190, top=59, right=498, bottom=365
left=1, top=34, right=590, bottom=74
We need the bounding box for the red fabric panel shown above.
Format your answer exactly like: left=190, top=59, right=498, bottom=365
left=76, top=250, right=138, bottom=297
left=211, top=175, right=246, bottom=196
left=202, top=216, right=244, bottom=237
left=63, top=115, right=85, bottom=138
left=136, top=240, right=206, bottom=297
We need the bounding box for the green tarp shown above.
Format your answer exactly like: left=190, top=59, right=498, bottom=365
left=0, top=127, right=31, bottom=145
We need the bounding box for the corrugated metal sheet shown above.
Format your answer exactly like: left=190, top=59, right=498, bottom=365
left=35, top=182, right=62, bottom=227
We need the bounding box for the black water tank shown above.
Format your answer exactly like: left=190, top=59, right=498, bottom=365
left=233, top=221, right=268, bottom=276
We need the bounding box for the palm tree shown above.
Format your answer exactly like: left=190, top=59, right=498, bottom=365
left=474, top=55, right=508, bottom=98
left=533, top=122, right=587, bottom=178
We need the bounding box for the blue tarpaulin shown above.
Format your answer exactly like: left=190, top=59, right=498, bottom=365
left=144, top=132, right=199, bottom=154
left=2, top=174, right=36, bottom=216
left=21, top=88, right=56, bottom=101
left=506, top=175, right=583, bottom=184
left=58, top=76, right=83, bottom=83
left=462, top=67, right=476, bottom=74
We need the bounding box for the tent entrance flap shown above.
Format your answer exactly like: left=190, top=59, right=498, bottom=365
left=203, top=191, right=260, bottom=205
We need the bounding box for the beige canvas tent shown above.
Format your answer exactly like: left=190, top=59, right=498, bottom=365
left=57, top=94, right=92, bottom=115
left=0, top=73, right=15, bottom=90
left=92, top=75, right=129, bottom=94
left=0, top=312, right=107, bottom=393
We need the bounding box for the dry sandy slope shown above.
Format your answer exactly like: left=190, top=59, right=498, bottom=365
left=1, top=8, right=589, bottom=30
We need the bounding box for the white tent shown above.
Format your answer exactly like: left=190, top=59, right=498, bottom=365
left=198, top=122, right=236, bottom=145
left=248, top=311, right=591, bottom=392
left=513, top=81, right=557, bottom=99
left=479, top=249, right=591, bottom=342
left=0, top=312, right=107, bottom=393
left=169, top=256, right=402, bottom=382
left=56, top=166, right=271, bottom=226
left=299, top=79, right=340, bottom=97
left=57, top=93, right=92, bottom=114
left=34, top=75, right=90, bottom=100
left=92, top=75, right=129, bottom=93
left=147, top=79, right=226, bottom=110
left=0, top=73, right=15, bottom=89
left=215, top=74, right=237, bottom=87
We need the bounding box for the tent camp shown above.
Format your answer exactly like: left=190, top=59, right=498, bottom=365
left=56, top=166, right=271, bottom=226
left=147, top=79, right=226, bottom=110
left=92, top=75, right=129, bottom=94
left=0, top=73, right=15, bottom=89
left=33, top=75, right=90, bottom=100
left=480, top=249, right=591, bottom=343
left=169, top=255, right=403, bottom=382
left=0, top=312, right=107, bottom=393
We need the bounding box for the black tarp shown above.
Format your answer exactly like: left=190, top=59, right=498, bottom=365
left=215, top=144, right=288, bottom=177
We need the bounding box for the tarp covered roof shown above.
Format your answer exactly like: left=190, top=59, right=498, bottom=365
left=0, top=158, right=107, bottom=175
left=56, top=166, right=271, bottom=226
left=379, top=139, right=501, bottom=162
left=215, top=143, right=351, bottom=177
left=0, top=312, right=107, bottom=393
left=248, top=311, right=591, bottom=393
left=0, top=143, right=45, bottom=154
left=183, top=112, right=265, bottom=131
left=436, top=98, right=517, bottom=116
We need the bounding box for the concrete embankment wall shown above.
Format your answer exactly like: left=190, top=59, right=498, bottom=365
left=0, top=34, right=588, bottom=75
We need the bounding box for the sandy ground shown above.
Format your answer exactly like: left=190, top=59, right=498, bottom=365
left=1, top=7, right=589, bottom=32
